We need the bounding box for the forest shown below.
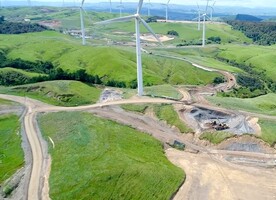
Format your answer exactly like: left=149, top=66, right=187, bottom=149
left=0, top=16, right=48, bottom=34
left=227, top=20, right=276, bottom=45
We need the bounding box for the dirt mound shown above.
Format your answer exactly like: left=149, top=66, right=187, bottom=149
left=99, top=88, right=123, bottom=103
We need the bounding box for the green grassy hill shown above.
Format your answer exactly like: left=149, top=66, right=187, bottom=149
left=0, top=31, right=219, bottom=86
left=39, top=111, right=184, bottom=200
left=0, top=80, right=102, bottom=106
left=218, top=44, right=276, bottom=80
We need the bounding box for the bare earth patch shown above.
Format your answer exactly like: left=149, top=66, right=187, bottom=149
left=140, top=34, right=175, bottom=42
left=167, top=148, right=276, bottom=200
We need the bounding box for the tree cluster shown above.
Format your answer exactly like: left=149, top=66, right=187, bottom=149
left=146, top=16, right=159, bottom=23
left=207, top=36, right=221, bottom=44
left=216, top=56, right=276, bottom=98
left=227, top=20, right=276, bottom=45
left=0, top=16, right=48, bottom=34
left=0, top=52, right=135, bottom=88
left=167, top=30, right=179, bottom=36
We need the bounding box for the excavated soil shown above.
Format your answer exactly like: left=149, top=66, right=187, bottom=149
left=182, top=106, right=259, bottom=135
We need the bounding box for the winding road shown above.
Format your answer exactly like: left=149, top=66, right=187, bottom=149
left=0, top=57, right=275, bottom=199
left=1, top=91, right=276, bottom=200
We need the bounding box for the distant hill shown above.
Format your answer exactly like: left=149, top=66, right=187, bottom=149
left=235, top=14, right=262, bottom=22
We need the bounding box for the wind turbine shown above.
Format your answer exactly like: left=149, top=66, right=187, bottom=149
left=196, top=3, right=201, bottom=30
left=208, top=1, right=216, bottom=21
left=80, top=0, right=86, bottom=45
left=27, top=0, right=31, bottom=7
left=147, top=0, right=152, bottom=17
left=109, top=0, right=112, bottom=13
left=202, top=0, right=212, bottom=47
left=95, top=0, right=161, bottom=96
left=194, top=0, right=211, bottom=47
left=165, top=0, right=171, bottom=22
left=117, top=0, right=124, bottom=17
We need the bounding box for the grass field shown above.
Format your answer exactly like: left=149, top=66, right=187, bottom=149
left=121, top=104, right=149, bottom=114
left=0, top=98, right=14, bottom=105
left=121, top=103, right=191, bottom=133
left=154, top=104, right=192, bottom=133
left=0, top=67, right=47, bottom=78
left=153, top=46, right=243, bottom=73
left=144, top=85, right=182, bottom=100
left=199, top=132, right=234, bottom=144
left=38, top=111, right=185, bottom=200
left=259, top=120, right=276, bottom=146
left=207, top=93, right=276, bottom=116
left=0, top=114, right=24, bottom=184
left=97, top=20, right=251, bottom=45
left=0, top=80, right=102, bottom=106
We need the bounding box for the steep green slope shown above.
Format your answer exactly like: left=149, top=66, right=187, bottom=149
left=39, top=111, right=184, bottom=200
left=218, top=44, right=276, bottom=80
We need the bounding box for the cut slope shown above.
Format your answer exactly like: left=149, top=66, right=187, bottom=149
left=0, top=80, right=102, bottom=106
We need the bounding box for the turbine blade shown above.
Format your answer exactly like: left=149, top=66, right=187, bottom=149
left=94, top=15, right=135, bottom=25
left=139, top=16, right=163, bottom=45
left=213, top=1, right=216, bottom=6
left=167, top=0, right=171, bottom=5
left=81, top=7, right=93, bottom=23
left=137, top=0, right=143, bottom=14
left=81, top=0, right=85, bottom=7
left=205, top=0, right=209, bottom=12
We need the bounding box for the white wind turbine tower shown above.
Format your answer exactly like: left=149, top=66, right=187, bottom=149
left=165, top=0, right=171, bottom=22
left=95, top=0, right=161, bottom=96
left=147, top=0, right=152, bottom=17
left=195, top=0, right=211, bottom=47
left=117, top=0, right=124, bottom=17
left=202, top=0, right=211, bottom=47
left=80, top=0, right=86, bottom=45
left=27, top=0, right=31, bottom=6
left=109, top=0, right=112, bottom=13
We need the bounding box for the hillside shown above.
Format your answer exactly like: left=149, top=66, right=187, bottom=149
left=0, top=31, right=220, bottom=87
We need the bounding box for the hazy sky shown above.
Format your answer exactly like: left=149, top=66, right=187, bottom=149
left=6, top=0, right=276, bottom=8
